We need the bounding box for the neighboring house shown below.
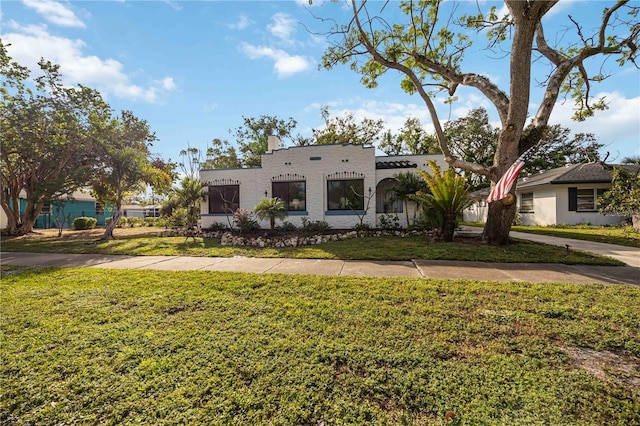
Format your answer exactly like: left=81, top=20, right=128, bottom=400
left=121, top=205, right=161, bottom=219
left=10, top=190, right=113, bottom=229
left=199, top=137, right=447, bottom=230
left=463, top=163, right=639, bottom=226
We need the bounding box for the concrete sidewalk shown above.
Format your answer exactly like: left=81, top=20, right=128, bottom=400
left=463, top=226, right=640, bottom=268
left=1, top=251, right=638, bottom=286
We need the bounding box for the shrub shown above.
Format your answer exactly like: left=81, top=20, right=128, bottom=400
left=127, top=217, right=144, bottom=228
left=72, top=216, right=97, bottom=230
left=301, top=218, right=331, bottom=233
left=276, top=221, right=298, bottom=232
left=143, top=217, right=158, bottom=227
left=203, top=222, right=229, bottom=232
left=169, top=208, right=188, bottom=227
left=378, top=214, right=401, bottom=230
left=233, top=209, right=259, bottom=234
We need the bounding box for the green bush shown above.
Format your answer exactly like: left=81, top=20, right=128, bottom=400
left=127, top=217, right=144, bottom=228
left=72, top=216, right=97, bottom=230
left=301, top=218, right=331, bottom=233
left=170, top=207, right=188, bottom=227
left=378, top=214, right=401, bottom=230
left=276, top=221, right=298, bottom=232
left=143, top=217, right=158, bottom=227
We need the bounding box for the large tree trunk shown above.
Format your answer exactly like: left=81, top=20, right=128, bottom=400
left=483, top=199, right=518, bottom=246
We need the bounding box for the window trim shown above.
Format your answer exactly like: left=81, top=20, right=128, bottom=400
left=327, top=179, right=365, bottom=211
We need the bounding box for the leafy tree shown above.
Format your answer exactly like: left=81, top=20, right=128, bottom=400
left=441, top=109, right=602, bottom=190
left=92, top=110, right=173, bottom=241
left=379, top=117, right=440, bottom=155
left=320, top=0, right=639, bottom=245
left=233, top=115, right=298, bottom=167
left=204, top=138, right=242, bottom=169
left=522, top=127, right=603, bottom=176
left=443, top=108, right=499, bottom=190
left=254, top=197, right=288, bottom=230
left=311, top=105, right=385, bottom=145
left=409, top=161, right=473, bottom=242
left=389, top=171, right=428, bottom=227
left=0, top=41, right=106, bottom=235
left=601, top=166, right=640, bottom=229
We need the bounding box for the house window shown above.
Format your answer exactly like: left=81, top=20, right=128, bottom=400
left=272, top=181, right=306, bottom=211
left=95, top=202, right=104, bottom=216
left=520, top=193, right=534, bottom=213
left=208, top=185, right=239, bottom=214
left=375, top=178, right=403, bottom=213
left=327, top=179, right=364, bottom=210
left=577, top=188, right=607, bottom=211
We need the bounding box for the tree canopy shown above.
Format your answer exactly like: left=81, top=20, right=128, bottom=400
left=91, top=110, right=173, bottom=241
left=0, top=41, right=107, bottom=235
left=318, top=0, right=639, bottom=244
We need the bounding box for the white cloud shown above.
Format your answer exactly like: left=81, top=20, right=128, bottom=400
left=159, top=77, right=176, bottom=91
left=23, top=0, right=86, bottom=28
left=228, top=14, right=253, bottom=30
left=240, top=42, right=311, bottom=78
left=2, top=22, right=175, bottom=104
left=204, top=102, right=218, bottom=112
left=163, top=0, right=182, bottom=11
left=268, top=12, right=297, bottom=42
left=548, top=91, right=640, bottom=158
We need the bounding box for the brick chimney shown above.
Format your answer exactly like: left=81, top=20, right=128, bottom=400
left=267, top=135, right=280, bottom=153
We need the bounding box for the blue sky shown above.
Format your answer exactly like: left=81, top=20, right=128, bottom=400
left=2, top=0, right=639, bottom=166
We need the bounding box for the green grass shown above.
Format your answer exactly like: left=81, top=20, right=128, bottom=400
left=509, top=224, right=640, bottom=248
left=0, top=228, right=624, bottom=265
left=2, top=266, right=639, bottom=425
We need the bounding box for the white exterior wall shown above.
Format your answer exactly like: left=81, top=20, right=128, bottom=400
left=374, top=154, right=447, bottom=228
left=262, top=144, right=376, bottom=229
left=463, top=201, right=488, bottom=223
left=517, top=186, right=556, bottom=226
left=554, top=184, right=623, bottom=226
left=515, top=184, right=624, bottom=226
left=200, top=145, right=446, bottom=230
left=200, top=167, right=260, bottom=228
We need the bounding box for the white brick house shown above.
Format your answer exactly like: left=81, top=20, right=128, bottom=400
left=199, top=138, right=447, bottom=230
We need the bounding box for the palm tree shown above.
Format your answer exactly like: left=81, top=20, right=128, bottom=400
left=254, top=197, right=288, bottom=230
left=174, top=176, right=206, bottom=228
left=409, top=160, right=472, bottom=242
left=390, top=171, right=427, bottom=227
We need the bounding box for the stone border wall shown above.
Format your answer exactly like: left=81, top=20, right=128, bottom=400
left=160, top=228, right=430, bottom=248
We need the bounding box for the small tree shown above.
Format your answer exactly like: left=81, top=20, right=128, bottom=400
left=254, top=197, right=288, bottom=230
left=601, top=166, right=640, bottom=229
left=344, top=186, right=375, bottom=232
left=390, top=172, right=428, bottom=228
left=174, top=176, right=206, bottom=229
left=409, top=161, right=473, bottom=242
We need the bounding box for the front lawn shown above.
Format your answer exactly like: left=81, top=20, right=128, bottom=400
left=0, top=228, right=623, bottom=265
left=2, top=266, right=638, bottom=424
left=510, top=224, right=640, bottom=248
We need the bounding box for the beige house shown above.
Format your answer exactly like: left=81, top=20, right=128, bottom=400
left=199, top=137, right=447, bottom=230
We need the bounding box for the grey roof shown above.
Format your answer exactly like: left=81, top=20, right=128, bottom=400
left=518, top=163, right=640, bottom=189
